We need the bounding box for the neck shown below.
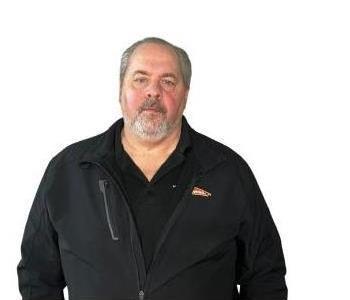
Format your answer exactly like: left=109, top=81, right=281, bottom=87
left=121, top=121, right=182, bottom=157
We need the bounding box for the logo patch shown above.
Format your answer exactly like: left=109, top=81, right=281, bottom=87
left=192, top=186, right=212, bottom=198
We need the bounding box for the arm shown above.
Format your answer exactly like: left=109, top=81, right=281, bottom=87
left=235, top=155, right=288, bottom=300
left=17, top=160, right=66, bottom=300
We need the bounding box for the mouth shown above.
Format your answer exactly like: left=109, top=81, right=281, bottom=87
left=142, top=108, right=162, bottom=113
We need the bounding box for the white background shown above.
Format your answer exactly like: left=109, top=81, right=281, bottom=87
left=1, top=0, right=349, bottom=299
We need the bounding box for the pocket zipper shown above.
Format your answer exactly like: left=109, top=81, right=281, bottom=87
left=98, top=179, right=120, bottom=241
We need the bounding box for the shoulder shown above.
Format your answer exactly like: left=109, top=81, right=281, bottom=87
left=188, top=126, right=253, bottom=177
left=47, top=129, right=107, bottom=173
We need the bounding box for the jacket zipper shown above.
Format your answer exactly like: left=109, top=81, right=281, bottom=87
left=142, top=171, right=203, bottom=294
left=85, top=161, right=145, bottom=299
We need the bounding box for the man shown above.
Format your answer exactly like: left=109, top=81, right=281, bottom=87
left=17, top=37, right=288, bottom=300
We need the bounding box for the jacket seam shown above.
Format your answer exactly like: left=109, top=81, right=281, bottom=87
left=232, top=153, right=251, bottom=228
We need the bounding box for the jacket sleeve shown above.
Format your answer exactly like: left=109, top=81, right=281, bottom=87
left=234, top=155, right=288, bottom=300
left=17, top=159, right=66, bottom=300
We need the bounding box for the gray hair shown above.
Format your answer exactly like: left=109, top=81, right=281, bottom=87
left=119, top=37, right=192, bottom=90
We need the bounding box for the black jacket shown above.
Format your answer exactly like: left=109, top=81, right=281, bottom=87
left=17, top=116, right=288, bottom=300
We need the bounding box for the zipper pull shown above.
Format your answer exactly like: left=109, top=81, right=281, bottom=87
left=98, top=179, right=108, bottom=192
left=139, top=290, right=144, bottom=300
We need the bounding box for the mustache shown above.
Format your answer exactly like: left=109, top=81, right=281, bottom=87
left=138, top=97, right=166, bottom=114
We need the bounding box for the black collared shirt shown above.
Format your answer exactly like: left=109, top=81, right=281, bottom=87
left=114, top=116, right=194, bottom=273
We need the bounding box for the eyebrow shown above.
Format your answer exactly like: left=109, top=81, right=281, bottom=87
left=161, top=73, right=177, bottom=79
left=132, top=70, right=177, bottom=79
left=132, top=70, right=149, bottom=76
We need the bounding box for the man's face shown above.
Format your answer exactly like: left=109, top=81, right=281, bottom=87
left=120, top=43, right=189, bottom=141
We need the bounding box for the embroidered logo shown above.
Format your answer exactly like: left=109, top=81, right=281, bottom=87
left=192, top=186, right=212, bottom=198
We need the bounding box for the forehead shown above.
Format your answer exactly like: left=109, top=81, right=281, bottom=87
left=127, top=43, right=180, bottom=75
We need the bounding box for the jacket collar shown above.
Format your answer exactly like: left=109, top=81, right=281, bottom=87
left=79, top=115, right=228, bottom=176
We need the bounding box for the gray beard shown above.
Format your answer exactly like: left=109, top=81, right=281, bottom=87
left=123, top=111, right=178, bottom=141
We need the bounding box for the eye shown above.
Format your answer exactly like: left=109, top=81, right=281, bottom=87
left=161, top=79, right=175, bottom=86
left=134, top=77, right=147, bottom=83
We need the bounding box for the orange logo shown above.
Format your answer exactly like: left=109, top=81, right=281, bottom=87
left=192, top=186, right=212, bottom=198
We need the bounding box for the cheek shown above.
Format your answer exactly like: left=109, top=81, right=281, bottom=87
left=163, top=93, right=185, bottom=115
left=122, top=89, right=144, bottom=111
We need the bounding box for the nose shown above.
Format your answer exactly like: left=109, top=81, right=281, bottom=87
left=146, top=81, right=161, bottom=99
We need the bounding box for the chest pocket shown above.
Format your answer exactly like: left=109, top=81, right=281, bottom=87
left=98, top=179, right=120, bottom=241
